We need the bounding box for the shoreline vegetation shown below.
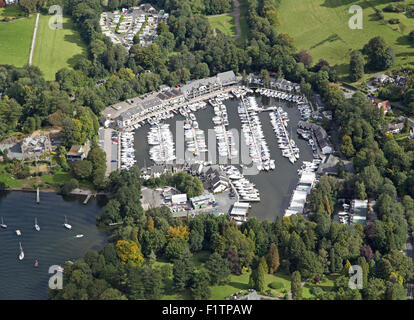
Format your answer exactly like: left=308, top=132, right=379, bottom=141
left=1, top=0, right=414, bottom=301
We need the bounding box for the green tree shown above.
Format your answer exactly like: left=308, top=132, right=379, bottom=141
left=363, top=36, right=395, bottom=70
left=190, top=269, right=212, bottom=300
left=204, top=253, right=230, bottom=285
left=249, top=257, right=267, bottom=292
left=340, top=135, right=356, bottom=158
left=291, top=271, right=302, bottom=300
left=61, top=178, right=79, bottom=196
left=71, top=160, right=92, bottom=180
left=349, top=50, right=365, bottom=82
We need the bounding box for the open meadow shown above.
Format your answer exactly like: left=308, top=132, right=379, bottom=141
left=0, top=16, right=35, bottom=67
left=32, top=15, right=87, bottom=81
left=208, top=14, right=237, bottom=37
left=277, top=0, right=414, bottom=80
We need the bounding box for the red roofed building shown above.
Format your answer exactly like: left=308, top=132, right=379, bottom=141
left=373, top=100, right=391, bottom=114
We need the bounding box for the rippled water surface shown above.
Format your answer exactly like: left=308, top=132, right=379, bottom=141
left=0, top=192, right=107, bottom=300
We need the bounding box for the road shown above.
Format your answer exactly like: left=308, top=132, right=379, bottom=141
left=98, top=128, right=119, bottom=177
left=29, top=13, right=40, bottom=66
left=232, top=0, right=242, bottom=39
left=405, top=233, right=414, bottom=299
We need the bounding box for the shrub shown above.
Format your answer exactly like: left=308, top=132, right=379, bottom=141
left=310, top=286, right=323, bottom=296
left=61, top=179, right=79, bottom=196
left=268, top=281, right=284, bottom=289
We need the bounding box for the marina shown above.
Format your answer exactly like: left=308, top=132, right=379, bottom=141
left=133, top=93, right=316, bottom=221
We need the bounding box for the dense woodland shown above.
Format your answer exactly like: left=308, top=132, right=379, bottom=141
left=0, top=0, right=413, bottom=299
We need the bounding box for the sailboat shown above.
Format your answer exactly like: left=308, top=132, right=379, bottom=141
left=18, top=242, right=24, bottom=261
left=63, top=216, right=72, bottom=230
left=34, top=217, right=40, bottom=232
left=0, top=217, right=7, bottom=229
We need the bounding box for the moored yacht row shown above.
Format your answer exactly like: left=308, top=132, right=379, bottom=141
left=232, top=87, right=254, bottom=99
left=212, top=100, right=238, bottom=160
left=182, top=109, right=208, bottom=157
left=269, top=107, right=299, bottom=164
left=120, top=132, right=137, bottom=170
left=238, top=96, right=274, bottom=171
left=148, top=124, right=176, bottom=163
left=224, top=166, right=260, bottom=202
left=256, top=88, right=305, bottom=104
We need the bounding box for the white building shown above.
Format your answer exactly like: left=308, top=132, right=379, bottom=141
left=171, top=194, right=187, bottom=205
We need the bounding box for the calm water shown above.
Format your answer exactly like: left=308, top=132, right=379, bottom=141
left=134, top=95, right=314, bottom=221
left=0, top=192, right=107, bottom=300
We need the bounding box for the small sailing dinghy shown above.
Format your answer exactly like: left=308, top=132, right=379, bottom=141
left=0, top=217, right=7, bottom=229
left=34, top=217, right=40, bottom=232
left=34, top=260, right=39, bottom=267
left=19, top=242, right=24, bottom=261
left=63, top=216, right=72, bottom=230
left=74, top=234, right=84, bottom=238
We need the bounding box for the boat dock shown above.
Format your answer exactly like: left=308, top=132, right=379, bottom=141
left=274, top=109, right=295, bottom=157
left=36, top=188, right=40, bottom=204
left=240, top=96, right=264, bottom=169
left=83, top=194, right=93, bottom=205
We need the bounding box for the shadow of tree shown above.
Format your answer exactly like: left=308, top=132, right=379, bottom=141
left=67, top=54, right=86, bottom=69
left=227, top=281, right=250, bottom=290
left=320, top=0, right=385, bottom=9
left=310, top=33, right=342, bottom=50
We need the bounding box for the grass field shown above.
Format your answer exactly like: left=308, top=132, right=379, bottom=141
left=32, top=15, right=87, bottom=80
left=208, top=14, right=237, bottom=37
left=0, top=5, right=25, bottom=19
left=207, top=0, right=249, bottom=43
left=0, top=16, right=35, bottom=67
left=277, top=0, right=414, bottom=80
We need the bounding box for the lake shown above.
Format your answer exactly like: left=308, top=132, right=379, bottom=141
left=0, top=191, right=107, bottom=300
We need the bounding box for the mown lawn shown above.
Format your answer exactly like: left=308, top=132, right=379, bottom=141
left=0, top=164, right=23, bottom=188
left=277, top=0, right=414, bottom=81
left=0, top=15, right=35, bottom=67
left=32, top=14, right=87, bottom=80
left=41, top=171, right=72, bottom=188
left=0, top=4, right=25, bottom=19
left=208, top=14, right=237, bottom=37
left=0, top=162, right=72, bottom=189
left=210, top=271, right=298, bottom=300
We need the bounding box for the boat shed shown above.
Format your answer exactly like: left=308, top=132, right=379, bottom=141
left=285, top=190, right=308, bottom=216
left=190, top=194, right=215, bottom=209
left=230, top=202, right=250, bottom=217
left=299, top=172, right=316, bottom=189
left=171, top=194, right=188, bottom=205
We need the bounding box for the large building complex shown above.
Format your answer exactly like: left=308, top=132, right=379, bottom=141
left=104, top=71, right=239, bottom=130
